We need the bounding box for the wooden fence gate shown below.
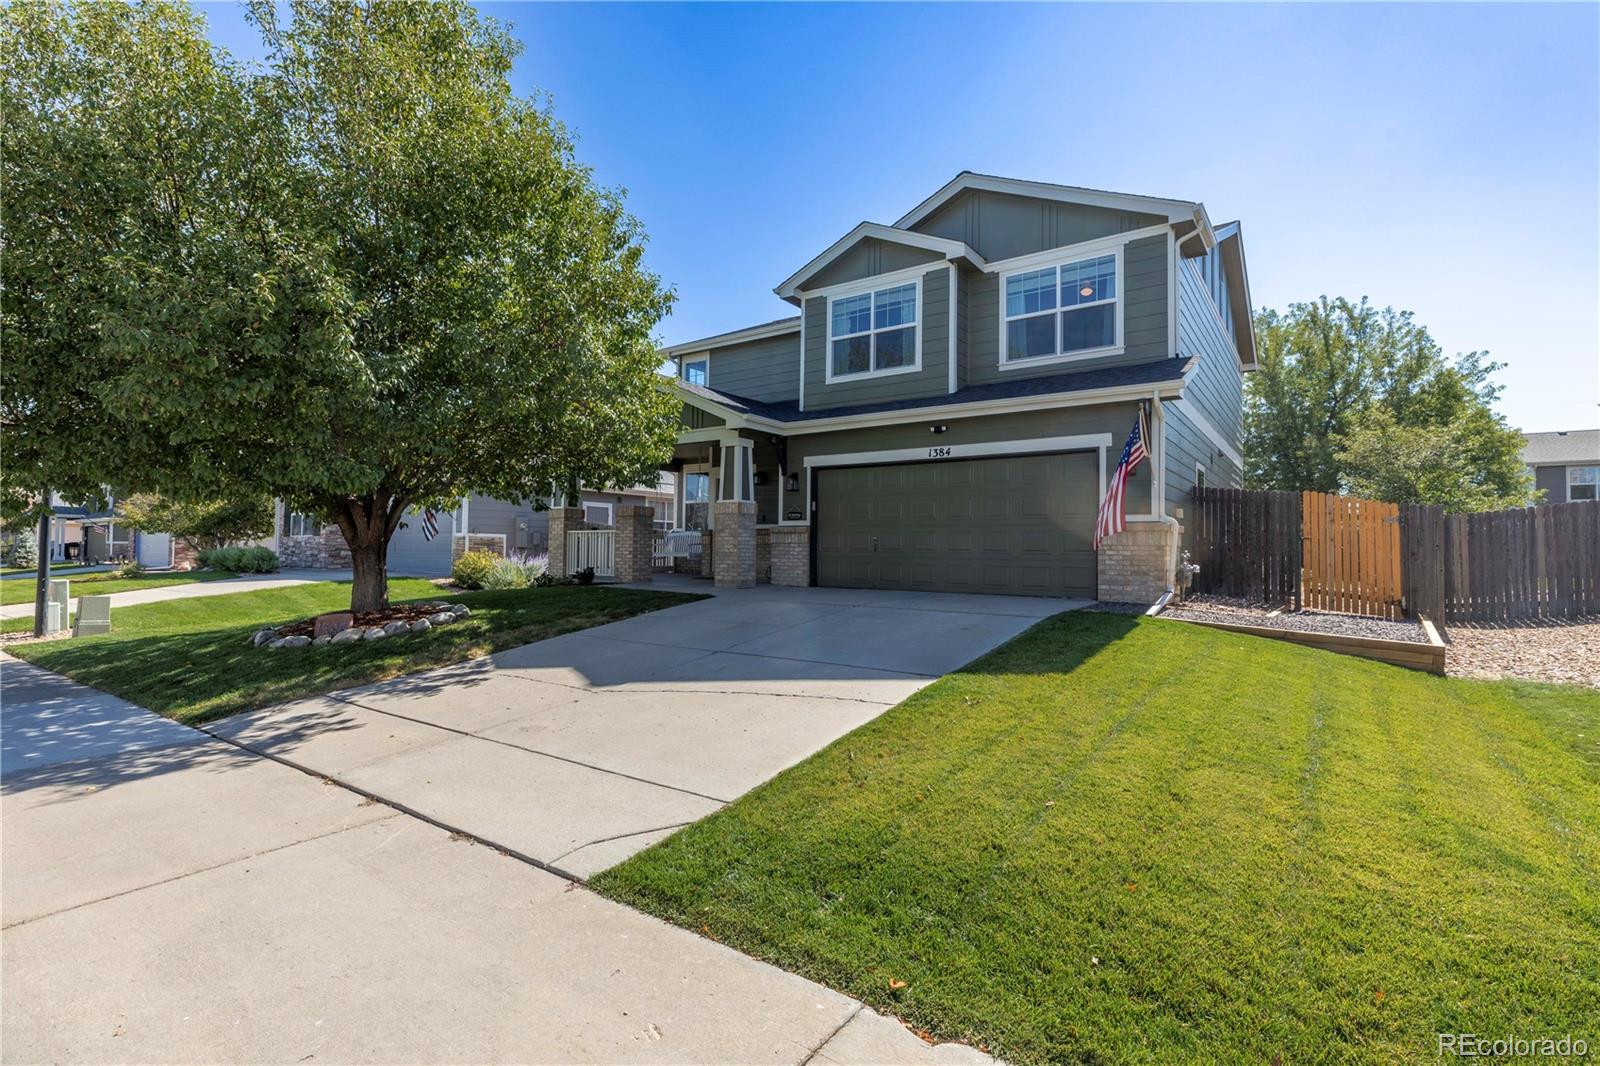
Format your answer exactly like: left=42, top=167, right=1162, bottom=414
left=1300, top=491, right=1403, bottom=620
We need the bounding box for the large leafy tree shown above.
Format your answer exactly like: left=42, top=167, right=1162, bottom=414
left=117, top=494, right=274, bottom=554
left=1244, top=297, right=1533, bottom=509
left=2, top=0, right=678, bottom=611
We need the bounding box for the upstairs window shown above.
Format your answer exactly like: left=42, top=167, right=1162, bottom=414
left=1569, top=465, right=1599, bottom=501
left=829, top=282, right=918, bottom=379
left=1002, top=252, right=1119, bottom=364
left=682, top=357, right=708, bottom=387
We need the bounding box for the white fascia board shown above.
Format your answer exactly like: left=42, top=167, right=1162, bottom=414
left=894, top=172, right=1202, bottom=230
left=774, top=222, right=985, bottom=300
left=657, top=317, right=801, bottom=359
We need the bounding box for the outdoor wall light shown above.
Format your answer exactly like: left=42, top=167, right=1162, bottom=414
left=785, top=472, right=799, bottom=493
left=930, top=424, right=948, bottom=434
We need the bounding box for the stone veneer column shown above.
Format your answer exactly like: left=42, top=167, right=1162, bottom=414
left=546, top=506, right=583, bottom=578
left=612, top=505, right=655, bottom=584
left=1096, top=522, right=1179, bottom=604
left=711, top=501, right=756, bottom=589
left=767, top=526, right=810, bottom=587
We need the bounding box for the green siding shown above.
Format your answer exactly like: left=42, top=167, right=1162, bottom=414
left=680, top=404, right=725, bottom=430
left=965, top=233, right=1170, bottom=387
left=703, top=332, right=799, bottom=404
left=1162, top=402, right=1241, bottom=528
left=803, top=267, right=951, bottom=411
left=910, top=188, right=1166, bottom=263
left=779, top=402, right=1155, bottom=522
left=1176, top=257, right=1244, bottom=457
left=806, top=238, right=944, bottom=290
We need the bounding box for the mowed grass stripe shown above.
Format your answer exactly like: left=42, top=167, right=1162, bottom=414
left=594, top=611, right=1600, bottom=1065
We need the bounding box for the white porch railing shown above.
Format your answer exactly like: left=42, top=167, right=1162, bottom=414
left=566, top=529, right=614, bottom=579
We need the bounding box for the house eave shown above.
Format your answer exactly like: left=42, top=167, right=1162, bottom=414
left=773, top=222, right=986, bottom=301
left=894, top=171, right=1204, bottom=230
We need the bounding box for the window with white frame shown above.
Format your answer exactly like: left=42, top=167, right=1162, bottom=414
left=582, top=501, right=614, bottom=527
left=829, top=281, right=918, bottom=378
left=682, top=357, right=708, bottom=387
left=682, top=471, right=710, bottom=530
left=286, top=511, right=320, bottom=537
left=1569, top=465, right=1599, bottom=501
left=1002, top=252, right=1119, bottom=363
left=1194, top=463, right=1207, bottom=492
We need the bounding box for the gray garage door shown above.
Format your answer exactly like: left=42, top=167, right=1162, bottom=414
left=387, top=511, right=454, bottom=577
left=816, top=452, right=1098, bottom=597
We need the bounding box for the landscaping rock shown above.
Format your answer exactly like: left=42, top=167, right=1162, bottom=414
left=271, top=635, right=311, bottom=649
left=363, top=626, right=388, bottom=641
left=383, top=620, right=409, bottom=637
left=251, top=628, right=278, bottom=647
left=330, top=627, right=364, bottom=645
left=312, top=635, right=332, bottom=647
left=409, top=618, right=432, bottom=634
left=313, top=611, right=355, bottom=638
left=428, top=611, right=456, bottom=626
left=451, top=606, right=471, bottom=619
left=425, top=601, right=449, bottom=610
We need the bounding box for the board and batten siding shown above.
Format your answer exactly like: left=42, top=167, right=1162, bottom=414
left=779, top=401, right=1154, bottom=522
left=908, top=188, right=1167, bottom=264
left=804, top=238, right=944, bottom=291
left=803, top=267, right=950, bottom=411
left=965, top=232, right=1170, bottom=388
left=700, top=332, right=800, bottom=404
left=1175, top=257, right=1244, bottom=456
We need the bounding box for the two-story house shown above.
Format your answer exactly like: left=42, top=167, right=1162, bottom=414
left=654, top=172, right=1254, bottom=601
left=1522, top=429, right=1600, bottom=502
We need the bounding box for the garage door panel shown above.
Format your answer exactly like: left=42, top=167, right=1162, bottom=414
left=817, top=452, right=1097, bottom=598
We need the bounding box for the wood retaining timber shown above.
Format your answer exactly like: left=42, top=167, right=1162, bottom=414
left=1154, top=609, right=1447, bottom=675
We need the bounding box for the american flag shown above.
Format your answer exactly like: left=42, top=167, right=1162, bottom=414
left=421, top=508, right=440, bottom=542
left=1094, top=407, right=1150, bottom=549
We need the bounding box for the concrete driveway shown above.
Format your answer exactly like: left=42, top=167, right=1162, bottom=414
left=0, top=655, right=995, bottom=1064
left=208, top=578, right=1084, bottom=877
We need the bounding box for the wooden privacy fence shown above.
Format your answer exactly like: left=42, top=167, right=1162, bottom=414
left=1191, top=490, right=1600, bottom=624
left=1402, top=501, right=1600, bottom=624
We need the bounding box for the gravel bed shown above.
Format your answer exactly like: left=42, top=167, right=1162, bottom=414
left=1445, top=620, right=1600, bottom=687
left=1163, top=597, right=1428, bottom=643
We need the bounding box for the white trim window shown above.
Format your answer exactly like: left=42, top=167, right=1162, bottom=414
left=286, top=511, right=320, bottom=537
left=1194, top=462, right=1207, bottom=492
left=681, top=356, right=709, bottom=387
left=1000, top=251, right=1122, bottom=367
left=827, top=280, right=920, bottom=381
left=1568, top=465, right=1599, bottom=501
left=582, top=501, right=615, bottom=527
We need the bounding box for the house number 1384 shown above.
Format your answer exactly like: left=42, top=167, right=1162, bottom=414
left=927, top=446, right=954, bottom=459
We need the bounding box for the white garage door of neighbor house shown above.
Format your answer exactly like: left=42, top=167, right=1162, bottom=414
left=136, top=532, right=172, bottom=568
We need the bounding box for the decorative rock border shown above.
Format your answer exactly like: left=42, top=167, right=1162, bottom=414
left=250, top=602, right=472, bottom=650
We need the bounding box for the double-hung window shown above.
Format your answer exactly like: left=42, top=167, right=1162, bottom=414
left=1569, top=465, right=1599, bottom=501
left=681, top=357, right=708, bottom=387
left=829, top=281, right=918, bottom=379
left=286, top=512, right=319, bottom=537
left=1002, top=252, right=1120, bottom=364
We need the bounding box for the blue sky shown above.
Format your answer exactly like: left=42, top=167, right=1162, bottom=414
left=201, top=2, right=1598, bottom=433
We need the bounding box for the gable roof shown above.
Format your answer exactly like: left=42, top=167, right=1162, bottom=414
left=676, top=357, right=1192, bottom=430
left=659, top=315, right=799, bottom=358
left=894, top=171, right=1207, bottom=230
left=1211, top=221, right=1258, bottom=367
left=1522, top=429, right=1600, bottom=465
left=773, top=223, right=987, bottom=301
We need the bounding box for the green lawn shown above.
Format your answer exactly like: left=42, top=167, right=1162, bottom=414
left=594, top=612, right=1600, bottom=1066
left=0, top=568, right=236, bottom=605
left=1, top=560, right=96, bottom=575
left=6, top=579, right=701, bottom=723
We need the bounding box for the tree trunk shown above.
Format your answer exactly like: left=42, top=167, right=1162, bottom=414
left=348, top=536, right=389, bottom=613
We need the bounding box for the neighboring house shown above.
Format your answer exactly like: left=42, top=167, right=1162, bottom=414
left=1522, top=429, right=1600, bottom=502
left=272, top=475, right=675, bottom=577
left=659, top=171, right=1254, bottom=601
left=6, top=493, right=183, bottom=569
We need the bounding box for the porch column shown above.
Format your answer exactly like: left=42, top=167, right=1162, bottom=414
left=547, top=506, right=583, bottom=578
left=612, top=505, right=655, bottom=584
left=713, top=438, right=757, bottom=589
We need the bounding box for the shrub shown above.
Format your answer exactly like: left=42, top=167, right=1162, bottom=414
left=114, top=559, right=147, bottom=578
left=452, top=549, right=499, bottom=590
left=199, top=545, right=279, bottom=573
left=481, top=552, right=548, bottom=591
left=6, top=530, right=38, bottom=569
left=573, top=566, right=596, bottom=586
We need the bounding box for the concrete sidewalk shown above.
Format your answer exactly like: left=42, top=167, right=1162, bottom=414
left=0, top=653, right=993, bottom=1064
left=211, top=579, right=1082, bottom=877
left=0, top=568, right=354, bottom=620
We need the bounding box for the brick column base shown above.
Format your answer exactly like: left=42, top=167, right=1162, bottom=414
left=768, top=526, right=810, bottom=587
left=613, top=505, right=655, bottom=584
left=712, top=501, right=756, bottom=589
left=1096, top=522, right=1179, bottom=604
left=547, top=507, right=583, bottom=579
left=700, top=530, right=714, bottom=578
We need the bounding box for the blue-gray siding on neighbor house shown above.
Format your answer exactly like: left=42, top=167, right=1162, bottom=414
left=964, top=232, right=1170, bottom=388
left=1176, top=258, right=1244, bottom=457
left=803, top=266, right=950, bottom=411
left=908, top=188, right=1167, bottom=263
left=1535, top=466, right=1567, bottom=501
left=700, top=332, right=800, bottom=404
left=805, top=237, right=945, bottom=291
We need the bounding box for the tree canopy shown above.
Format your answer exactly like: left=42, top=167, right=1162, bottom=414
left=117, top=494, right=274, bottom=554
left=1243, top=297, right=1534, bottom=510
left=2, top=0, right=679, bottom=610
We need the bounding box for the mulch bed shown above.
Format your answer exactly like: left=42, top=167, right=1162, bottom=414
left=1445, top=619, right=1600, bottom=687
left=1162, top=596, right=1429, bottom=644
left=275, top=603, right=448, bottom=638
